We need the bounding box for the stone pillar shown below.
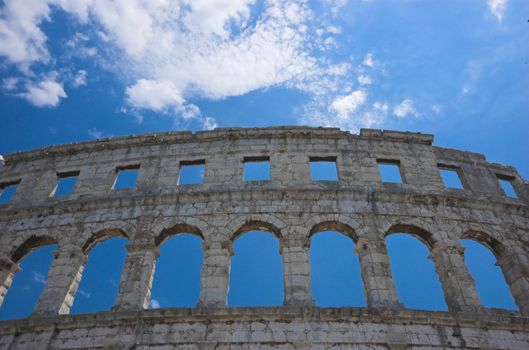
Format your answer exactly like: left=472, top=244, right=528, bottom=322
left=280, top=238, right=313, bottom=306
left=271, top=153, right=311, bottom=186
left=428, top=243, right=482, bottom=313
left=11, top=169, right=56, bottom=207
left=198, top=240, right=232, bottom=308
left=355, top=238, right=400, bottom=308
left=0, top=258, right=20, bottom=307
left=496, top=247, right=529, bottom=315
left=113, top=243, right=159, bottom=311
left=33, top=246, right=87, bottom=316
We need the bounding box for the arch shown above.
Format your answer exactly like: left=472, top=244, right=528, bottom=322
left=71, top=236, right=129, bottom=314
left=385, top=223, right=436, bottom=249
left=461, top=230, right=506, bottom=258
left=460, top=238, right=517, bottom=310
left=82, top=228, right=129, bottom=253
left=228, top=230, right=284, bottom=306
left=150, top=234, right=203, bottom=308
left=226, top=213, right=287, bottom=240
left=304, top=214, right=362, bottom=236
left=309, top=231, right=365, bottom=306
left=309, top=221, right=358, bottom=242
left=1, top=242, right=57, bottom=320
left=155, top=223, right=204, bottom=246
left=151, top=216, right=210, bottom=242
left=232, top=220, right=283, bottom=241
left=11, top=235, right=57, bottom=263
left=385, top=233, right=447, bottom=311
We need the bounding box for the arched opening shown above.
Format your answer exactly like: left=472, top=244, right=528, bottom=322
left=70, top=231, right=128, bottom=314
left=150, top=234, right=203, bottom=308
left=0, top=236, right=57, bottom=320
left=310, top=231, right=365, bottom=307
left=386, top=231, right=447, bottom=311
left=228, top=230, right=284, bottom=306
left=461, top=238, right=517, bottom=310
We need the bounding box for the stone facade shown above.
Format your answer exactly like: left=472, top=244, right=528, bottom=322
left=0, top=126, right=527, bottom=349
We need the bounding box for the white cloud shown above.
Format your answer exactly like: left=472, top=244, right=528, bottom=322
left=363, top=53, right=374, bottom=67
left=202, top=116, right=218, bottom=130
left=0, top=0, right=358, bottom=128
left=0, top=0, right=52, bottom=65
left=357, top=75, right=373, bottom=85
left=1, top=1, right=318, bottom=98
left=72, top=70, right=87, bottom=87
left=2, top=77, right=18, bottom=90
left=300, top=90, right=388, bottom=132
left=393, top=98, right=419, bottom=118
left=431, top=104, right=442, bottom=114
left=87, top=128, right=105, bottom=139
left=331, top=90, right=367, bottom=120
left=33, top=272, right=46, bottom=284
left=149, top=299, right=161, bottom=309
left=182, top=0, right=255, bottom=38
left=487, top=0, right=507, bottom=22
left=77, top=289, right=91, bottom=298
left=322, top=0, right=348, bottom=15
left=125, top=78, right=218, bottom=129
left=126, top=79, right=185, bottom=112
left=19, top=79, right=67, bottom=107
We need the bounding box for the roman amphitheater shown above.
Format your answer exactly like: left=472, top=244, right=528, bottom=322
left=0, top=126, right=527, bottom=349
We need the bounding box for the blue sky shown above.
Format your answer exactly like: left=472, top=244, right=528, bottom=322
left=0, top=0, right=526, bottom=318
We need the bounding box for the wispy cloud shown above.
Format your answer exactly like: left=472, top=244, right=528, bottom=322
left=0, top=1, right=442, bottom=132
left=72, top=70, right=87, bottom=88
left=87, top=128, right=109, bottom=139
left=431, top=104, right=442, bottom=114
left=363, top=53, right=375, bottom=68
left=393, top=98, right=419, bottom=118
left=33, top=272, right=46, bottom=284
left=149, top=299, right=161, bottom=309
left=488, top=0, right=507, bottom=22
left=0, top=0, right=347, bottom=128
left=77, top=289, right=91, bottom=299
left=357, top=75, right=373, bottom=86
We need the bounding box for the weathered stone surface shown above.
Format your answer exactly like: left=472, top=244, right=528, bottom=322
left=0, top=126, right=528, bottom=349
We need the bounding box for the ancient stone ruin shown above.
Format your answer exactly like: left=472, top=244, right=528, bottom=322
left=0, top=126, right=528, bottom=349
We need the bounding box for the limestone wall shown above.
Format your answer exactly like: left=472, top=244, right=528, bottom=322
left=0, top=126, right=528, bottom=349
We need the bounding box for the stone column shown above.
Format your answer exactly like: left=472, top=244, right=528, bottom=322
left=113, top=243, right=159, bottom=311
left=198, top=240, right=232, bottom=308
left=355, top=238, right=400, bottom=309
left=428, top=243, right=482, bottom=313
left=0, top=258, right=20, bottom=307
left=33, top=246, right=87, bottom=316
left=496, top=247, right=529, bottom=315
left=280, top=238, right=313, bottom=306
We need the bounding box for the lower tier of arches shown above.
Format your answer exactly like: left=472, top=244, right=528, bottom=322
left=0, top=222, right=527, bottom=321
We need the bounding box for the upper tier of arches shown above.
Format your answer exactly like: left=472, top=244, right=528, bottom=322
left=0, top=127, right=527, bottom=214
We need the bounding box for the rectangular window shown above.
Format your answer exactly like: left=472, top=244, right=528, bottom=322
left=438, top=166, right=464, bottom=189
left=243, top=156, right=270, bottom=181
left=310, top=156, right=338, bottom=181
left=113, top=165, right=140, bottom=190
left=377, top=160, right=403, bottom=183
left=0, top=180, right=20, bottom=204
left=497, top=175, right=518, bottom=198
left=50, top=171, right=79, bottom=197
left=178, top=160, right=205, bottom=185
